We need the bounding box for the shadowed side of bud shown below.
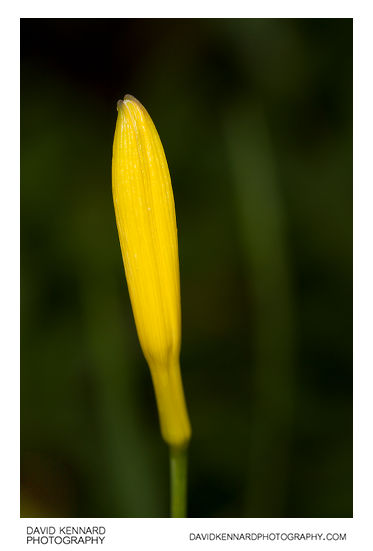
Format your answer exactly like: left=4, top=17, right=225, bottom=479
left=112, top=95, right=191, bottom=448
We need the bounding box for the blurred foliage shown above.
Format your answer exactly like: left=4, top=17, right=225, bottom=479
left=21, top=18, right=352, bottom=518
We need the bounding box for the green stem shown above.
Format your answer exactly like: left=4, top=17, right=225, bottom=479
left=169, top=446, right=188, bottom=517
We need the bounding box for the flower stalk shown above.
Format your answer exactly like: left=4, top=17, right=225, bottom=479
left=112, top=94, right=191, bottom=516
left=170, top=446, right=188, bottom=518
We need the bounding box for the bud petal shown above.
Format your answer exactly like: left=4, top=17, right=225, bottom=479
left=112, top=95, right=191, bottom=448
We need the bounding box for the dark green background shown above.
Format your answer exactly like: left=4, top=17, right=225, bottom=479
left=21, top=19, right=352, bottom=518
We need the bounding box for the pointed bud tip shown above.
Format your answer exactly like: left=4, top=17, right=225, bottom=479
left=123, top=93, right=138, bottom=103
left=116, top=94, right=146, bottom=118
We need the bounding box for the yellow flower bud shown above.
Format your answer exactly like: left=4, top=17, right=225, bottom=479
left=112, top=94, right=191, bottom=449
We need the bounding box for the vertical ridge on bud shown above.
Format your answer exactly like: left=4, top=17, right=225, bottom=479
left=112, top=94, right=191, bottom=448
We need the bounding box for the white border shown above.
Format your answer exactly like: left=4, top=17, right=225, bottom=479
left=2, top=3, right=372, bottom=549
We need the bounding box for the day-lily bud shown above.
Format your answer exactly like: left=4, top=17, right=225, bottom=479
left=112, top=94, right=191, bottom=449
